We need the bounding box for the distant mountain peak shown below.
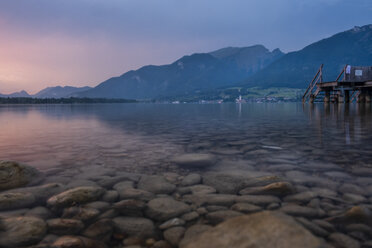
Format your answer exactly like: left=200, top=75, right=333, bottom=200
left=245, top=24, right=372, bottom=88
left=34, top=85, right=93, bottom=98
left=351, top=24, right=372, bottom=33
left=209, top=45, right=270, bottom=59
left=76, top=44, right=284, bottom=99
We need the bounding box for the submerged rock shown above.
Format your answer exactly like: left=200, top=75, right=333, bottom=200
left=47, top=186, right=105, bottom=208
left=172, top=153, right=217, bottom=168
left=280, top=204, right=324, bottom=218
left=0, top=161, right=43, bottom=190
left=47, top=218, right=85, bottom=235
left=159, top=218, right=185, bottom=230
left=138, top=175, right=176, bottom=195
left=329, top=232, right=360, bottom=248
left=118, top=187, right=155, bottom=201
left=230, top=203, right=262, bottom=214
left=236, top=195, right=280, bottom=206
left=82, top=218, right=114, bottom=242
left=239, top=182, right=294, bottom=197
left=113, top=216, right=156, bottom=239
left=180, top=211, right=325, bottom=248
left=146, top=197, right=191, bottom=221
left=164, top=226, right=185, bottom=246
left=183, top=193, right=236, bottom=207
left=327, top=205, right=372, bottom=225
left=179, top=224, right=213, bottom=248
left=206, top=210, right=243, bottom=225
left=53, top=235, right=107, bottom=248
left=0, top=192, right=36, bottom=211
left=181, top=174, right=201, bottom=186
left=26, top=206, right=53, bottom=220
left=113, top=199, right=146, bottom=217
left=6, top=183, right=66, bottom=203
left=0, top=216, right=47, bottom=248
left=62, top=206, right=101, bottom=221
left=202, top=173, right=246, bottom=194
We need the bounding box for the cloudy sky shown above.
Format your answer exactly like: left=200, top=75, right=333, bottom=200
left=0, top=0, right=371, bottom=94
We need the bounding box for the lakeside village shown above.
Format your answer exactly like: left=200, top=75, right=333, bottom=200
left=161, top=87, right=304, bottom=104
left=167, top=95, right=300, bottom=104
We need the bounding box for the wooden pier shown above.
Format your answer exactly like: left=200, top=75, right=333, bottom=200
left=303, top=65, right=372, bottom=103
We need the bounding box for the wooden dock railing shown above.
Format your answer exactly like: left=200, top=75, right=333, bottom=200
left=302, top=64, right=323, bottom=103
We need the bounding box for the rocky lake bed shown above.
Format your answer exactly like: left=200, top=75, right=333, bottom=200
left=1, top=152, right=372, bottom=248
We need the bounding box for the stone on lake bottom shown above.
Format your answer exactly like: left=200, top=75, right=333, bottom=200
left=113, top=216, right=156, bottom=239
left=159, top=218, right=185, bottom=229
left=82, top=218, right=114, bottom=242
left=179, top=224, right=213, bottom=248
left=0, top=216, right=47, bottom=248
left=171, top=153, right=217, bottom=168
left=0, top=192, right=36, bottom=211
left=281, top=204, right=324, bottom=218
left=0, top=160, right=43, bottom=191
left=118, top=187, right=155, bottom=201
left=206, top=210, right=243, bottom=225
left=47, top=218, right=85, bottom=235
left=231, top=203, right=262, bottom=214
left=47, top=186, right=105, bottom=208
left=146, top=197, right=191, bottom=221
left=181, top=173, right=202, bottom=186
left=53, top=235, right=107, bottom=248
left=329, top=232, right=360, bottom=248
left=239, top=181, right=294, bottom=197
left=180, top=211, right=325, bottom=248
left=137, top=175, right=176, bottom=195
left=164, top=226, right=185, bottom=247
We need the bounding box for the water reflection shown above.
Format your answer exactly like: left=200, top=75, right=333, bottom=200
left=0, top=103, right=372, bottom=174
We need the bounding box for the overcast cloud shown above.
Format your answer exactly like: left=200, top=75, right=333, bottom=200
left=0, top=0, right=371, bottom=93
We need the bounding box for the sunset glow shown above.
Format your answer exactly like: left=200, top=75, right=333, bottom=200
left=0, top=0, right=371, bottom=94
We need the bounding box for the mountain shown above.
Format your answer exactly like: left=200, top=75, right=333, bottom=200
left=34, top=86, right=92, bottom=98
left=76, top=45, right=284, bottom=99
left=244, top=24, right=372, bottom=88
left=0, top=86, right=92, bottom=99
left=0, top=90, right=31, bottom=98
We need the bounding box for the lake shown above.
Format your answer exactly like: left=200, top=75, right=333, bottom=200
left=2, top=103, right=372, bottom=247
left=1, top=103, right=372, bottom=176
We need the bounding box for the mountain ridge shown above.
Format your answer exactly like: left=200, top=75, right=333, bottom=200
left=75, top=45, right=284, bottom=99
left=0, top=86, right=92, bottom=98
left=243, top=24, right=372, bottom=88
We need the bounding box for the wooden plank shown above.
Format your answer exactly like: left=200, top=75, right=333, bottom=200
left=317, top=81, right=338, bottom=87
left=335, top=66, right=346, bottom=82
left=303, top=64, right=323, bottom=100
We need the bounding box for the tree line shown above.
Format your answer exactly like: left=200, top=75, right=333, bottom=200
left=0, top=97, right=137, bottom=104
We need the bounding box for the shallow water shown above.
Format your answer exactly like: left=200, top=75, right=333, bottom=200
left=1, top=103, right=372, bottom=182
left=2, top=103, right=372, bottom=247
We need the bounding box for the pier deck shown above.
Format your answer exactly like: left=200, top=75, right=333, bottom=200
left=303, top=65, right=372, bottom=103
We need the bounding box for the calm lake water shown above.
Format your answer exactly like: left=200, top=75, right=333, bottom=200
left=1, top=103, right=372, bottom=181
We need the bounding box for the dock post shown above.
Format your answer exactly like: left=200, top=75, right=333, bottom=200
left=324, top=90, right=330, bottom=103
left=357, top=90, right=366, bottom=103
left=338, top=92, right=344, bottom=103
left=310, top=94, right=315, bottom=103
left=344, top=90, right=350, bottom=103
left=366, top=91, right=372, bottom=103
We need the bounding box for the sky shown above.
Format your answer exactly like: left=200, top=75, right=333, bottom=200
left=0, top=0, right=371, bottom=94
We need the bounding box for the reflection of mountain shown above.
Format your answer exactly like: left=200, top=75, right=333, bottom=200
left=74, top=45, right=284, bottom=99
